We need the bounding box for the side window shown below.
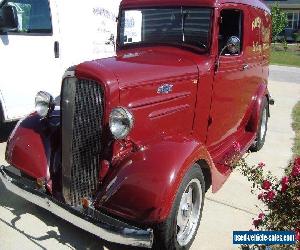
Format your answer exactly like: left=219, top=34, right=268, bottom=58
left=183, top=8, right=212, bottom=49
left=3, top=0, right=52, bottom=34
left=219, top=9, right=243, bottom=55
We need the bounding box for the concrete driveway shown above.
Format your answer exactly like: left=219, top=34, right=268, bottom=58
left=0, top=65, right=299, bottom=250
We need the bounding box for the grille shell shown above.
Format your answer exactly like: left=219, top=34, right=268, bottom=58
left=61, top=78, right=103, bottom=206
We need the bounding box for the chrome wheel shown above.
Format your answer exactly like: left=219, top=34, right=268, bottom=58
left=176, top=178, right=202, bottom=246
left=250, top=98, right=268, bottom=152
left=259, top=106, right=267, bottom=141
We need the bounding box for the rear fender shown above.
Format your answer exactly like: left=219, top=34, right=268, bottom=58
left=96, top=136, right=224, bottom=224
left=247, top=83, right=269, bottom=133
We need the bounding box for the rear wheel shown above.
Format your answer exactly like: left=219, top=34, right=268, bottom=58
left=250, top=97, right=268, bottom=152
left=153, top=164, right=205, bottom=250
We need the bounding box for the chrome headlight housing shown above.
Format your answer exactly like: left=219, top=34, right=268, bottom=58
left=35, top=91, right=54, bottom=118
left=109, top=107, right=134, bottom=139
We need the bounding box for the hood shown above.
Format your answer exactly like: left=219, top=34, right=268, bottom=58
left=75, top=46, right=211, bottom=141
left=108, top=46, right=200, bottom=89
left=76, top=46, right=203, bottom=89
left=111, top=46, right=201, bottom=140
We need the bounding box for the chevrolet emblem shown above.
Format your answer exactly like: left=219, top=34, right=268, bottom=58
left=157, top=84, right=173, bottom=94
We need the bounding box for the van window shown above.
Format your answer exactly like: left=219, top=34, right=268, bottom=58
left=219, top=9, right=243, bottom=55
left=2, top=0, right=52, bottom=34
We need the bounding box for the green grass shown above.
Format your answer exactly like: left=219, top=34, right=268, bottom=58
left=285, top=101, right=300, bottom=176
left=271, top=44, right=300, bottom=67
left=292, top=101, right=300, bottom=156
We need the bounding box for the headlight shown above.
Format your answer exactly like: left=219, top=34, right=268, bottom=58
left=109, top=107, right=134, bottom=139
left=35, top=91, right=54, bottom=118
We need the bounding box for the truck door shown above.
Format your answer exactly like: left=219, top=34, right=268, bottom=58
left=0, top=0, right=61, bottom=121
left=206, top=6, right=252, bottom=159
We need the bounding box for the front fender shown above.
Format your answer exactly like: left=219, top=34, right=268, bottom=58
left=5, top=112, right=60, bottom=181
left=96, top=136, right=218, bottom=224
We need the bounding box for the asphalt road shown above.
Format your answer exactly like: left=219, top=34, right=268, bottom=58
left=0, top=65, right=299, bottom=250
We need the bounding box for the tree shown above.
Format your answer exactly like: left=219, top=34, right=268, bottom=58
left=271, top=2, right=288, bottom=43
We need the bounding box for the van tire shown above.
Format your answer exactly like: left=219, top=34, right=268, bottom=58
left=0, top=102, right=3, bottom=130
left=153, top=164, right=205, bottom=250
left=250, top=97, right=268, bottom=152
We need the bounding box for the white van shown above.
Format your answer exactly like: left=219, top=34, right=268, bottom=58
left=0, top=0, right=121, bottom=125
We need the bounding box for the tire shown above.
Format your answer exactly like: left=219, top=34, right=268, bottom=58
left=0, top=103, right=3, bottom=130
left=250, top=97, right=268, bottom=152
left=153, top=164, right=205, bottom=250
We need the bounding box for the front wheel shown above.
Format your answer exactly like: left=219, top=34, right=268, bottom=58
left=153, top=164, right=205, bottom=250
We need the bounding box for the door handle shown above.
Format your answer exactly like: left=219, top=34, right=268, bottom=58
left=242, top=64, right=249, bottom=70
left=54, top=41, right=60, bottom=58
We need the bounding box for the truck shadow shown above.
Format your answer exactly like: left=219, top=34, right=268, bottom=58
left=0, top=121, right=17, bottom=143
left=0, top=180, right=144, bottom=250
left=0, top=34, right=9, bottom=46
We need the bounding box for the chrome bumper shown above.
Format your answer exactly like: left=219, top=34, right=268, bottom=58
left=0, top=165, right=153, bottom=248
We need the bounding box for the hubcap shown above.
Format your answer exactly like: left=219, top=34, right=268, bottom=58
left=259, top=107, right=267, bottom=141
left=176, top=179, right=202, bottom=246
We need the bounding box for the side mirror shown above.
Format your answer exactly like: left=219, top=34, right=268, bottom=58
left=226, top=36, right=241, bottom=54
left=215, top=36, right=241, bottom=73
left=0, top=5, right=18, bottom=32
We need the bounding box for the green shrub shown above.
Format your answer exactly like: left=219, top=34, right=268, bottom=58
left=292, top=32, right=300, bottom=44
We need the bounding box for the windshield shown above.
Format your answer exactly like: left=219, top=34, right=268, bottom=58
left=119, top=7, right=213, bottom=52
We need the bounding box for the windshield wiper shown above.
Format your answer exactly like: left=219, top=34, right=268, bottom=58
left=181, top=8, right=189, bottom=43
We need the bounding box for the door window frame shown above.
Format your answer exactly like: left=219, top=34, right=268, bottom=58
left=218, top=7, right=245, bottom=58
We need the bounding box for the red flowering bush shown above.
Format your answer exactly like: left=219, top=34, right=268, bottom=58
left=262, top=180, right=272, bottom=190
left=234, top=157, right=300, bottom=249
left=292, top=158, right=300, bottom=177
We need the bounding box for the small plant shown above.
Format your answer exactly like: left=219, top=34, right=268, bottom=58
left=282, top=39, right=288, bottom=52
left=233, top=157, right=300, bottom=249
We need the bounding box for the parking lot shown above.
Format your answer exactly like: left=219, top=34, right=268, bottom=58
left=0, top=65, right=299, bottom=250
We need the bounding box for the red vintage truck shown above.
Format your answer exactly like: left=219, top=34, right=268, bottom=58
left=0, top=0, right=272, bottom=249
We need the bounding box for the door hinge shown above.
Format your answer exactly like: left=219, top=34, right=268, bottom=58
left=208, top=116, right=212, bottom=127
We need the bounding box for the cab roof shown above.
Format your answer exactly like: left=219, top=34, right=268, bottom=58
left=121, top=0, right=270, bottom=13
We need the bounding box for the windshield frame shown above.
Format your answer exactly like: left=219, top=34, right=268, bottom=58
left=117, top=6, right=214, bottom=54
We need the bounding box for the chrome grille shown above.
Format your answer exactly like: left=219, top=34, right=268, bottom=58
left=61, top=78, right=103, bottom=206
